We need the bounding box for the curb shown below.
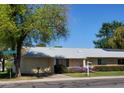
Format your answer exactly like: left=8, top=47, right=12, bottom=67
left=1, top=76, right=124, bottom=84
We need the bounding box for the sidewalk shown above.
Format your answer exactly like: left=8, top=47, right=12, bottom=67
left=1, top=75, right=124, bottom=84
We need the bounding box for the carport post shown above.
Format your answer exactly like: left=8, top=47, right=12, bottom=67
left=82, top=59, right=86, bottom=76
left=86, top=61, right=90, bottom=77
left=83, top=59, right=86, bottom=67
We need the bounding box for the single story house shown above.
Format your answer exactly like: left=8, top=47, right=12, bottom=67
left=21, top=47, right=124, bottom=74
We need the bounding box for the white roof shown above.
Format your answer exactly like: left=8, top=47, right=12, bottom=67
left=24, top=47, right=124, bottom=59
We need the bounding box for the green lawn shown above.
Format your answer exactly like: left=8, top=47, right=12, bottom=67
left=65, top=71, right=124, bottom=77
left=0, top=71, right=15, bottom=78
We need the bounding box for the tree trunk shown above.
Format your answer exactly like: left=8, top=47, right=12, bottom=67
left=14, top=42, right=22, bottom=77
left=2, top=58, right=5, bottom=72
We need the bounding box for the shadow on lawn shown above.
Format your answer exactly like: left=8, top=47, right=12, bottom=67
left=0, top=71, right=53, bottom=79
left=0, top=72, right=16, bottom=79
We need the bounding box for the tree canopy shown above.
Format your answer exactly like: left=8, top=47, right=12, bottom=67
left=93, top=21, right=124, bottom=48
left=0, top=5, right=68, bottom=48
left=109, top=26, right=124, bottom=49
left=0, top=4, right=69, bottom=77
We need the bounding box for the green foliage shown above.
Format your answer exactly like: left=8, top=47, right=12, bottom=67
left=0, top=71, right=15, bottom=78
left=109, top=26, right=124, bottom=49
left=93, top=21, right=124, bottom=48
left=94, top=65, right=124, bottom=71
left=54, top=64, right=68, bottom=74
left=32, top=5, right=69, bottom=44
left=5, top=60, right=14, bottom=76
left=36, top=43, right=46, bottom=47
left=5, top=60, right=14, bottom=69
left=0, top=4, right=69, bottom=49
left=0, top=4, right=69, bottom=76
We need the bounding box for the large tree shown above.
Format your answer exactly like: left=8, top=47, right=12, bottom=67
left=0, top=4, right=69, bottom=77
left=109, top=26, right=124, bottom=49
left=93, top=21, right=123, bottom=48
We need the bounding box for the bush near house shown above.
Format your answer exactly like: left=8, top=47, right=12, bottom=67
left=94, top=65, right=124, bottom=71
left=67, top=66, right=94, bottom=73
left=54, top=64, right=68, bottom=74
left=67, top=66, right=83, bottom=73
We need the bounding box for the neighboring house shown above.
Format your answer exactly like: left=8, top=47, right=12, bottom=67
left=21, top=47, right=124, bottom=74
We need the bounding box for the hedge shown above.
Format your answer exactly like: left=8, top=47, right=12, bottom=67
left=67, top=66, right=94, bottom=73
left=93, top=65, right=124, bottom=71
left=67, top=66, right=83, bottom=73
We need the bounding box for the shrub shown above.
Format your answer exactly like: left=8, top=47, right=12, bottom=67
left=5, top=61, right=14, bottom=69
left=54, top=64, right=68, bottom=74
left=67, top=66, right=94, bottom=73
left=5, top=61, right=14, bottom=75
left=67, top=66, right=83, bottom=73
left=94, top=65, right=124, bottom=71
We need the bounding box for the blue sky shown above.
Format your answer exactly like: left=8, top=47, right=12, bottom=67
left=50, top=4, right=124, bottom=48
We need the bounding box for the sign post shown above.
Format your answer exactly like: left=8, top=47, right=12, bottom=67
left=86, top=62, right=90, bottom=77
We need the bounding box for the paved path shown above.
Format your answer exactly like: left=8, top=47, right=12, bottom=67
left=1, top=75, right=124, bottom=88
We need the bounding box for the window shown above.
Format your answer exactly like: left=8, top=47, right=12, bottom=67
left=118, top=59, right=124, bottom=65
left=98, top=59, right=102, bottom=65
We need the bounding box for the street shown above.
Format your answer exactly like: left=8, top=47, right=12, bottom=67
left=1, top=77, right=124, bottom=88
